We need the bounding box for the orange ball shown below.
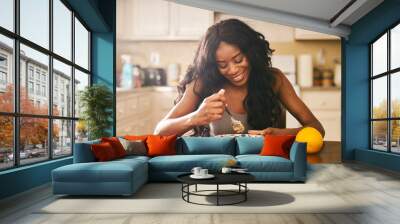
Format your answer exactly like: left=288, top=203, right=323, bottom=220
left=295, top=127, right=324, bottom=154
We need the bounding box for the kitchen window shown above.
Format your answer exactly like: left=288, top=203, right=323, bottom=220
left=0, top=0, right=91, bottom=171
left=370, top=22, right=400, bottom=154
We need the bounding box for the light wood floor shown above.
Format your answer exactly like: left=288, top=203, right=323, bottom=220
left=1, top=161, right=400, bottom=224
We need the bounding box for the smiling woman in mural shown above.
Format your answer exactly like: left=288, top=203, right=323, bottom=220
left=154, top=19, right=325, bottom=137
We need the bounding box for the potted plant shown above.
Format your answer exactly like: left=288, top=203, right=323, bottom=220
left=79, top=84, right=113, bottom=140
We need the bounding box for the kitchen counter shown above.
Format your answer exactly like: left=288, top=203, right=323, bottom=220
left=116, top=86, right=178, bottom=136
left=300, top=86, right=341, bottom=91
left=116, top=86, right=178, bottom=94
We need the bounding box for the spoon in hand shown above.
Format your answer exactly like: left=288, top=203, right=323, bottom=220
left=225, top=105, right=245, bottom=133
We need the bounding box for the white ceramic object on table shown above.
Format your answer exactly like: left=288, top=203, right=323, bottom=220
left=221, top=167, right=232, bottom=173
left=190, top=174, right=215, bottom=179
left=199, top=169, right=208, bottom=176
left=191, top=167, right=202, bottom=176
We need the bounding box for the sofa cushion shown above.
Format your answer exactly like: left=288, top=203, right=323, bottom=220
left=177, top=136, right=236, bottom=155
left=148, top=154, right=235, bottom=172
left=119, top=138, right=147, bottom=156
left=236, top=155, right=293, bottom=172
left=260, top=135, right=296, bottom=159
left=91, top=142, right=118, bottom=161
left=235, top=136, right=264, bottom=155
left=114, top=155, right=150, bottom=164
left=147, top=135, right=177, bottom=157
left=124, top=135, right=148, bottom=141
left=101, top=137, right=127, bottom=158
left=52, top=158, right=147, bottom=183
left=74, top=140, right=100, bottom=163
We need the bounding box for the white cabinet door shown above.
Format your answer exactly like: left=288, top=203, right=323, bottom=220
left=119, top=0, right=213, bottom=41
left=301, top=90, right=341, bottom=110
left=299, top=90, right=341, bottom=141
left=171, top=3, right=213, bottom=39
left=132, top=0, right=170, bottom=39
left=117, top=0, right=127, bottom=40
left=313, top=110, right=341, bottom=141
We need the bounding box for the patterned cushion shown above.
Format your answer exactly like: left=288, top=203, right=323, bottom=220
left=119, top=138, right=147, bottom=156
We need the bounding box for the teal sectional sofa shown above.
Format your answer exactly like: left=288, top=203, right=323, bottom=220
left=52, top=136, right=307, bottom=196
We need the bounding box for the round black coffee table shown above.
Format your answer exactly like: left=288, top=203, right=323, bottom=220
left=177, top=173, right=255, bottom=206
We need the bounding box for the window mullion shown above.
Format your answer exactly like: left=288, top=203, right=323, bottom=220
left=48, top=0, right=54, bottom=160
left=13, top=0, right=20, bottom=167
left=370, top=45, right=373, bottom=149
left=71, top=10, right=76, bottom=155
left=388, top=29, right=391, bottom=152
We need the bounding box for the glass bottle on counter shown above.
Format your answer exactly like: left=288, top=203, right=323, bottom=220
left=132, top=65, right=142, bottom=88
left=121, top=54, right=133, bottom=90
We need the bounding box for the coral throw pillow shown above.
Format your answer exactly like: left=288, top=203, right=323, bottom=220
left=101, top=137, right=127, bottom=158
left=260, top=135, right=296, bottom=159
left=91, top=142, right=118, bottom=162
left=146, top=135, right=177, bottom=157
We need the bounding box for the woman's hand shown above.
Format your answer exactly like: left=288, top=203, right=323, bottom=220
left=248, top=127, right=299, bottom=136
left=190, top=89, right=226, bottom=126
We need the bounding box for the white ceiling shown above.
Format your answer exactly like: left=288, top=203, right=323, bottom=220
left=227, top=0, right=352, bottom=23
left=167, top=0, right=384, bottom=38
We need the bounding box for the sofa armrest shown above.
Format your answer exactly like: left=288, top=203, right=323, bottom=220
left=289, top=141, right=307, bottom=181
left=73, top=140, right=100, bottom=163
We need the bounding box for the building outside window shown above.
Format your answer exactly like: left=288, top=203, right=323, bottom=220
left=35, top=69, right=40, bottom=80
left=28, top=81, right=34, bottom=94
left=41, top=73, right=46, bottom=83
left=54, top=88, right=58, bottom=104
left=28, top=66, right=34, bottom=80
left=0, top=71, right=7, bottom=91
left=0, top=53, right=7, bottom=91
left=0, top=53, right=7, bottom=67
left=0, top=0, right=91, bottom=170
left=35, top=83, right=40, bottom=95
left=41, top=85, right=46, bottom=97
left=370, top=23, right=400, bottom=154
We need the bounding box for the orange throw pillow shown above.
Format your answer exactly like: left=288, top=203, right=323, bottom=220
left=146, top=135, right=177, bottom=157
left=124, top=135, right=148, bottom=141
left=260, top=135, right=296, bottom=159
left=101, top=137, right=127, bottom=158
left=91, top=142, right=118, bottom=161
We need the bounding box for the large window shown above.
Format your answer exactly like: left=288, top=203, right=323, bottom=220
left=370, top=23, right=400, bottom=154
left=0, top=0, right=91, bottom=171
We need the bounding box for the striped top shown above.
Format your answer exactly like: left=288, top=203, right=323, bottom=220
left=209, top=110, right=250, bottom=136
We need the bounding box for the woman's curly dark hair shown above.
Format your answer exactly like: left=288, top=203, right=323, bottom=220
left=176, top=19, right=283, bottom=136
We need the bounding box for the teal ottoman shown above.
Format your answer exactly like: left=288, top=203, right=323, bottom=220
left=52, top=156, right=148, bottom=196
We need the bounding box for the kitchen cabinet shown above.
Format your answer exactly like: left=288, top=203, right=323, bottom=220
left=294, top=28, right=340, bottom=40
left=132, top=0, right=170, bottom=38
left=118, top=0, right=214, bottom=41
left=117, top=87, right=178, bottom=136
left=300, top=89, right=341, bottom=141
left=171, top=4, right=214, bottom=39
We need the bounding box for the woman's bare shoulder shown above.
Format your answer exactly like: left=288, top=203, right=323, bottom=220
left=186, top=79, right=201, bottom=93
left=270, top=67, right=285, bottom=93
